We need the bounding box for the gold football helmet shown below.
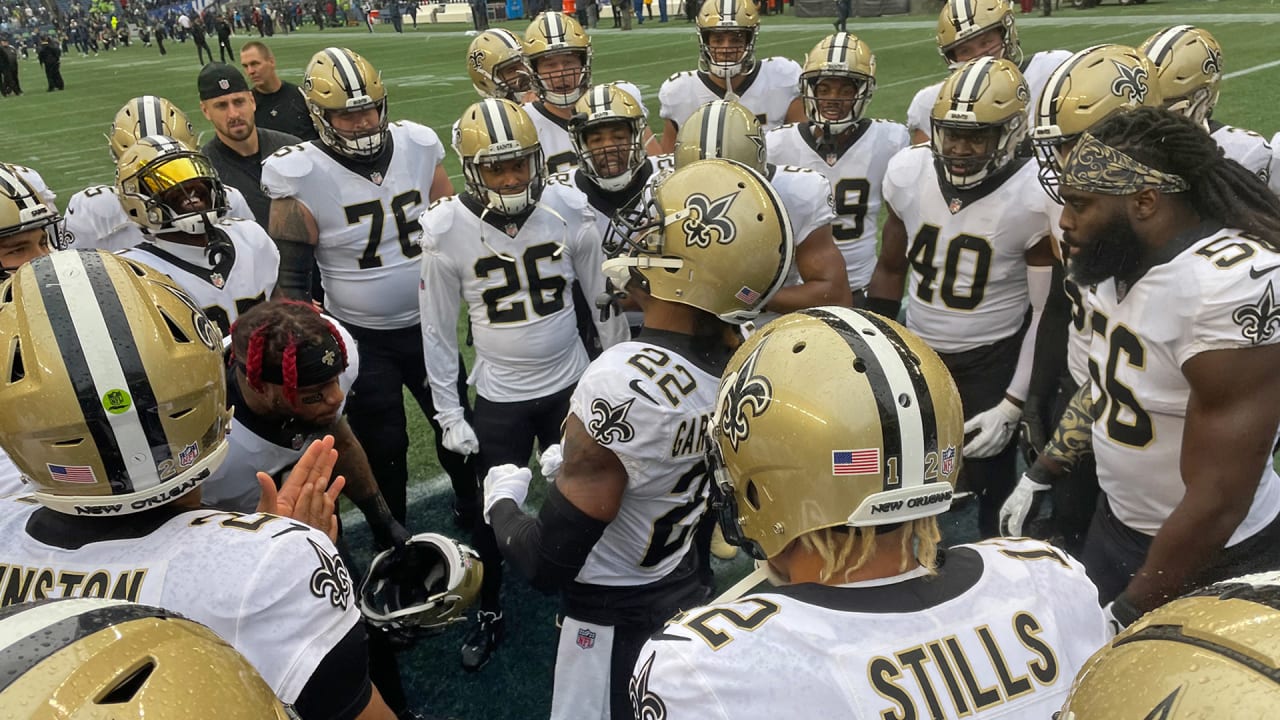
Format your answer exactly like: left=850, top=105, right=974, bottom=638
left=602, top=159, right=793, bottom=324
left=1140, top=25, right=1223, bottom=128
left=800, top=32, right=877, bottom=135
left=673, top=100, right=767, bottom=173
left=931, top=56, right=1029, bottom=189
left=1032, top=44, right=1163, bottom=203
left=454, top=98, right=547, bottom=216
left=569, top=83, right=648, bottom=192
left=107, top=95, right=199, bottom=162
left=696, top=0, right=760, bottom=79
left=0, top=163, right=65, bottom=279
left=303, top=47, right=389, bottom=158
left=524, top=12, right=592, bottom=107
left=709, top=308, right=964, bottom=560
left=359, top=533, right=484, bottom=645
left=466, top=28, right=533, bottom=101
left=116, top=134, right=229, bottom=237
left=936, top=0, right=1021, bottom=67
left=1059, top=571, right=1280, bottom=719
left=0, top=250, right=231, bottom=516
left=0, top=599, right=296, bottom=719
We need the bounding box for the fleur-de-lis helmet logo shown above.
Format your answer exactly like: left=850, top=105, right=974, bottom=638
left=1203, top=47, right=1222, bottom=78
left=681, top=191, right=740, bottom=249
left=1233, top=280, right=1280, bottom=345
left=1110, top=59, right=1150, bottom=104
left=468, top=49, right=486, bottom=70
left=716, top=340, right=773, bottom=453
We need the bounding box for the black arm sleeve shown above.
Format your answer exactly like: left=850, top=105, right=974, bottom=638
left=292, top=621, right=374, bottom=720
left=275, top=238, right=316, bottom=301
left=1026, top=262, right=1071, bottom=426
left=489, top=483, right=610, bottom=595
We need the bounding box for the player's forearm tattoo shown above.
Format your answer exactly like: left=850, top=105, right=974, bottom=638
left=1042, top=380, right=1095, bottom=471
left=268, top=197, right=314, bottom=246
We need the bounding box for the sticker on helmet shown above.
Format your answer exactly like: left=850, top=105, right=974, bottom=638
left=102, top=389, right=132, bottom=414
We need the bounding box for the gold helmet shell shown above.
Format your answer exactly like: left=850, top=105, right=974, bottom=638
left=674, top=100, right=767, bottom=174
left=524, top=12, right=592, bottom=106
left=800, top=32, right=877, bottom=134
left=936, top=0, right=1021, bottom=66
left=1032, top=44, right=1162, bottom=203
left=602, top=159, right=793, bottom=324
left=466, top=28, right=533, bottom=101
left=709, top=308, right=964, bottom=560
left=302, top=47, right=389, bottom=158
left=0, top=250, right=231, bottom=516
left=107, top=95, right=199, bottom=162
left=0, top=163, right=66, bottom=273
left=115, top=135, right=230, bottom=237
left=454, top=98, right=547, bottom=216
left=1059, top=571, right=1280, bottom=719
left=1140, top=25, right=1223, bottom=128
left=569, top=83, right=648, bottom=192
left=359, top=533, right=485, bottom=644
left=931, top=56, right=1030, bottom=189
left=0, top=599, right=296, bottom=719
left=696, top=0, right=760, bottom=78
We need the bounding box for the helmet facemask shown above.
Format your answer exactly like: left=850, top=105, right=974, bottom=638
left=317, top=98, right=390, bottom=159
left=801, top=72, right=874, bottom=136
left=931, top=120, right=1022, bottom=189
left=571, top=117, right=646, bottom=193
left=463, top=143, right=547, bottom=217
left=699, top=28, right=757, bottom=80
left=531, top=49, right=591, bottom=107
left=118, top=151, right=229, bottom=237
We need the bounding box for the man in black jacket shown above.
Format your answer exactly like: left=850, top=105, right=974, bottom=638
left=0, top=37, right=20, bottom=96
left=37, top=36, right=63, bottom=92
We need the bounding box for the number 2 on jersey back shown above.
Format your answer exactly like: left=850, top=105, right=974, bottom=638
left=346, top=190, right=424, bottom=269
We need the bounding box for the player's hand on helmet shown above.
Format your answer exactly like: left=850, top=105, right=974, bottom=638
left=963, top=397, right=1022, bottom=459
left=1102, top=595, right=1143, bottom=639
left=438, top=409, right=480, bottom=456
left=998, top=473, right=1052, bottom=537
left=257, top=435, right=345, bottom=542
left=483, top=464, right=532, bottom=524
left=538, top=443, right=563, bottom=483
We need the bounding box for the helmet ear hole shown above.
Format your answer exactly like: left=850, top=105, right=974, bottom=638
left=745, top=479, right=761, bottom=511
left=158, top=309, right=192, bottom=344
left=8, top=339, right=23, bottom=382
left=99, top=662, right=156, bottom=704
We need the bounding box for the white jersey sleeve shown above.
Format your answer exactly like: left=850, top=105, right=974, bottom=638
left=1211, top=123, right=1273, bottom=185
left=64, top=186, right=147, bottom=252
left=418, top=197, right=468, bottom=417
left=906, top=81, right=943, bottom=138
left=226, top=184, right=254, bottom=222
left=632, top=538, right=1107, bottom=719
left=524, top=102, right=579, bottom=175
left=12, top=164, right=56, bottom=205
left=768, top=164, right=834, bottom=247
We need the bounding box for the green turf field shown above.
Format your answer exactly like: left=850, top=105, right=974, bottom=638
left=3, top=3, right=1280, bottom=717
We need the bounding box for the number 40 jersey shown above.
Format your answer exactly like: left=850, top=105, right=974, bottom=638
left=261, top=121, right=444, bottom=330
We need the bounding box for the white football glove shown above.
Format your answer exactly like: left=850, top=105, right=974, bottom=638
left=438, top=412, right=479, bottom=456
left=483, top=464, right=533, bottom=524
left=998, top=473, right=1052, bottom=537
left=538, top=443, right=563, bottom=483
left=963, top=398, right=1022, bottom=459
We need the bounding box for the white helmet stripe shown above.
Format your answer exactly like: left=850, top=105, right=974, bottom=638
left=1145, top=25, right=1193, bottom=65
left=700, top=100, right=727, bottom=160
left=0, top=599, right=131, bottom=651
left=0, top=165, right=39, bottom=212
left=590, top=84, right=611, bottom=115
left=137, top=96, right=165, bottom=138
left=325, top=48, right=366, bottom=97
left=954, top=0, right=975, bottom=30
left=480, top=99, right=513, bottom=143
left=545, top=12, right=565, bottom=44
left=952, top=56, right=994, bottom=114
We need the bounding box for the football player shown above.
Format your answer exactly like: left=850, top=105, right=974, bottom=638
left=658, top=0, right=804, bottom=153
left=0, top=250, right=395, bottom=720
left=1000, top=45, right=1164, bottom=553
left=522, top=12, right=651, bottom=175
left=630, top=308, right=1109, bottom=718
left=1059, top=572, right=1280, bottom=718
left=905, top=0, right=1071, bottom=145
left=767, top=33, right=909, bottom=304
left=675, top=99, right=851, bottom=319
left=65, top=96, right=254, bottom=252
left=482, top=159, right=794, bottom=720
left=420, top=98, right=627, bottom=672
left=466, top=28, right=536, bottom=103
left=114, top=136, right=277, bottom=338
left=1140, top=25, right=1274, bottom=186
left=1054, top=107, right=1280, bottom=632
left=867, top=57, right=1056, bottom=538
left=263, top=47, right=475, bottom=529
left=0, top=599, right=298, bottom=718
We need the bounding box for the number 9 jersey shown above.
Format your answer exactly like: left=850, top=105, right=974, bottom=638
left=261, top=120, right=445, bottom=330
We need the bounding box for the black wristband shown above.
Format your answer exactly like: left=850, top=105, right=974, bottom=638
left=1112, top=593, right=1144, bottom=627
left=276, top=238, right=316, bottom=301
left=864, top=296, right=901, bottom=320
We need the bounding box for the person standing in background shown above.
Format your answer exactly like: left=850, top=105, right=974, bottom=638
left=240, top=40, right=318, bottom=141
left=36, top=35, right=62, bottom=91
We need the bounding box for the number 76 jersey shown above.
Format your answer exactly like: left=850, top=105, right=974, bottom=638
left=261, top=121, right=444, bottom=330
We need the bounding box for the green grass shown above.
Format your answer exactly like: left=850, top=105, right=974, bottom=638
left=4, top=3, right=1280, bottom=716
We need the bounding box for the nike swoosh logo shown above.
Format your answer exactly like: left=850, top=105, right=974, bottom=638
left=1250, top=264, right=1280, bottom=279
left=628, top=379, right=657, bottom=405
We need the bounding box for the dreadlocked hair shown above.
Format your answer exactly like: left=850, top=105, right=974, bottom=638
left=1089, top=106, right=1280, bottom=251
left=229, top=299, right=348, bottom=406
left=797, top=517, right=942, bottom=583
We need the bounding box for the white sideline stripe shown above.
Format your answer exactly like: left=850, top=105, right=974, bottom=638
left=1225, top=59, right=1280, bottom=80
left=339, top=471, right=453, bottom=526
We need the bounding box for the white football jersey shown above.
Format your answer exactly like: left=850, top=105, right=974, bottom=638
left=202, top=317, right=360, bottom=513
left=1210, top=122, right=1272, bottom=186
left=11, top=164, right=56, bottom=205
left=260, top=121, right=445, bottom=330
left=659, top=57, right=802, bottom=135
left=632, top=538, right=1108, bottom=720
left=66, top=184, right=253, bottom=253
left=767, top=119, right=910, bottom=291
left=765, top=163, right=835, bottom=298
left=906, top=50, right=1074, bottom=139
left=0, top=497, right=360, bottom=704
left=549, top=155, right=676, bottom=242
left=884, top=147, right=1051, bottom=353
left=1086, top=227, right=1280, bottom=542
left=119, top=217, right=278, bottom=337
left=525, top=102, right=580, bottom=176
left=1271, top=131, right=1280, bottom=196
left=0, top=448, right=24, bottom=497
left=1045, top=202, right=1091, bottom=386
left=419, top=187, right=626, bottom=410
left=566, top=336, right=724, bottom=586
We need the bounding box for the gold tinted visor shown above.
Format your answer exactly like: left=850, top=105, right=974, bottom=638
left=140, top=155, right=216, bottom=194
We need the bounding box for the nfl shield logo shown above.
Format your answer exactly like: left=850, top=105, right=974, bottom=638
left=291, top=434, right=305, bottom=450
left=504, top=223, right=518, bottom=237
left=178, top=441, right=199, bottom=468
left=370, top=171, right=383, bottom=185
left=940, top=446, right=956, bottom=476
left=210, top=272, right=225, bottom=289
left=948, top=198, right=964, bottom=215
left=576, top=628, right=596, bottom=650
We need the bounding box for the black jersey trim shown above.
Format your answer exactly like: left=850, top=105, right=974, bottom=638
left=768, top=546, right=982, bottom=612
left=934, top=155, right=1030, bottom=209
left=797, top=118, right=873, bottom=162
left=635, top=328, right=732, bottom=378
left=697, top=62, right=762, bottom=99
left=533, top=101, right=572, bottom=131
left=133, top=236, right=236, bottom=290
left=25, top=504, right=189, bottom=550
left=573, top=163, right=653, bottom=218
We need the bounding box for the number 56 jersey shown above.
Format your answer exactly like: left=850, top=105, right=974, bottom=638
left=631, top=538, right=1109, bottom=720
left=261, top=121, right=445, bottom=330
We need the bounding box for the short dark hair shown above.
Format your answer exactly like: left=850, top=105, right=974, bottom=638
left=240, top=40, right=273, bottom=61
